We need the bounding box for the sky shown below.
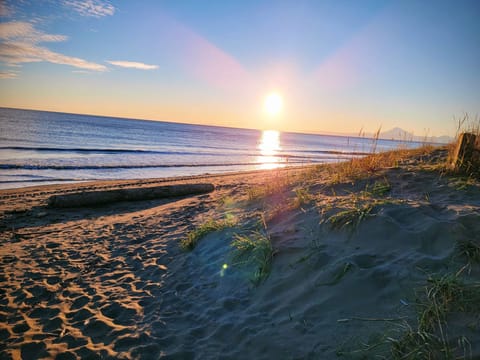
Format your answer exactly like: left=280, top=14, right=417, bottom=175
left=0, top=0, right=478, bottom=137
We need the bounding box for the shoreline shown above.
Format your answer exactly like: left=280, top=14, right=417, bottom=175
left=0, top=165, right=315, bottom=213
left=0, top=164, right=312, bottom=192
left=1, top=147, right=480, bottom=359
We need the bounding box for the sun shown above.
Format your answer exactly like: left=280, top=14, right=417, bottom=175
left=264, top=93, right=283, bottom=116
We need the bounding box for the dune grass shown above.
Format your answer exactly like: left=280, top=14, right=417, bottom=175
left=389, top=325, right=457, bottom=360
left=328, top=142, right=439, bottom=185
left=292, top=187, right=313, bottom=208
left=456, top=239, right=480, bottom=264
left=337, top=263, right=480, bottom=359
left=315, top=262, right=353, bottom=287
left=230, top=230, right=273, bottom=285
left=449, top=176, right=479, bottom=191
left=418, top=271, right=468, bottom=332
left=388, top=267, right=480, bottom=359
left=181, top=218, right=236, bottom=251
left=369, top=178, right=392, bottom=197
left=325, top=202, right=374, bottom=230
left=387, top=269, right=479, bottom=359
left=417, top=269, right=480, bottom=333
left=246, top=176, right=290, bottom=201
left=324, top=176, right=403, bottom=231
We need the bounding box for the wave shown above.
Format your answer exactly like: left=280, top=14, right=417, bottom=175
left=0, top=145, right=371, bottom=157
left=0, top=159, right=331, bottom=171
left=288, top=149, right=372, bottom=156
left=0, top=146, right=206, bottom=156
left=0, top=178, right=87, bottom=184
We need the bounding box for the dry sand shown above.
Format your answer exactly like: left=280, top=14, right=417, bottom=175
left=1, top=148, right=480, bottom=359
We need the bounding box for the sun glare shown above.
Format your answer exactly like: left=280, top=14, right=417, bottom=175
left=257, top=130, right=282, bottom=170
left=259, top=130, right=280, bottom=155
left=264, top=93, right=283, bottom=116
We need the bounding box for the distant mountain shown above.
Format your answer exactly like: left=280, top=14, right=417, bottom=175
left=380, top=127, right=415, bottom=141
left=379, top=127, right=453, bottom=144
left=434, top=135, right=455, bottom=144
left=317, top=127, right=453, bottom=144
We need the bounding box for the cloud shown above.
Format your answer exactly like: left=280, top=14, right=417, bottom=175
left=0, top=2, right=14, bottom=17
left=0, top=22, right=67, bottom=43
left=0, top=21, right=107, bottom=74
left=0, top=71, right=18, bottom=79
left=106, top=60, right=158, bottom=70
left=0, top=42, right=107, bottom=71
left=63, top=0, right=115, bottom=18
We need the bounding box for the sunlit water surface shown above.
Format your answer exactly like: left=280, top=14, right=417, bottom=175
left=0, top=108, right=425, bottom=189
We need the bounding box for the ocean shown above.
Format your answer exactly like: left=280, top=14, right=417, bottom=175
left=0, top=108, right=425, bottom=189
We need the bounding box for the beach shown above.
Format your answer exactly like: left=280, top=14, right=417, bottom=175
left=1, top=146, right=480, bottom=359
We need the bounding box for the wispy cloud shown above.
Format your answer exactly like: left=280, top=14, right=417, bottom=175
left=0, top=42, right=107, bottom=71
left=107, top=60, right=158, bottom=70
left=0, top=71, right=18, bottom=79
left=0, top=21, right=107, bottom=75
left=0, top=2, right=14, bottom=17
left=63, top=0, right=115, bottom=18
left=0, top=22, right=67, bottom=43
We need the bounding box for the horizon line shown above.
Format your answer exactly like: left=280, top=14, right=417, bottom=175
left=0, top=105, right=451, bottom=142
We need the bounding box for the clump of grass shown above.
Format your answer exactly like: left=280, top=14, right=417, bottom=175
left=230, top=231, right=273, bottom=285
left=389, top=326, right=450, bottom=359
left=456, top=239, right=480, bottom=263
left=358, top=178, right=392, bottom=198
left=370, top=179, right=391, bottom=197
left=297, top=164, right=324, bottom=182
left=328, top=151, right=402, bottom=184
left=341, top=267, right=479, bottom=359
left=328, top=137, right=441, bottom=185
left=292, top=187, right=313, bottom=208
left=325, top=202, right=374, bottom=230
left=388, top=316, right=472, bottom=360
left=217, top=195, right=235, bottom=208
left=315, top=262, right=353, bottom=286
left=417, top=270, right=480, bottom=333
left=449, top=176, right=478, bottom=191
left=389, top=269, right=479, bottom=359
left=247, top=177, right=289, bottom=201
left=181, top=218, right=235, bottom=251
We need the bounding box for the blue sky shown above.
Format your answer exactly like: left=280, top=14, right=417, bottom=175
left=0, top=0, right=478, bottom=137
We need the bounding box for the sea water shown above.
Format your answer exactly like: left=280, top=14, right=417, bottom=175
left=0, top=108, right=424, bottom=189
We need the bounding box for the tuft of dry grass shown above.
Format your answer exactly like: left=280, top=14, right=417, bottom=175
left=246, top=176, right=290, bottom=201
left=328, top=146, right=437, bottom=184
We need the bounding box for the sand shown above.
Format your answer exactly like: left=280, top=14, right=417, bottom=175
left=1, top=148, right=480, bottom=359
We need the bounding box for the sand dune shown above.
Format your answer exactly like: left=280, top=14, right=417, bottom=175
left=1, top=148, right=480, bottom=359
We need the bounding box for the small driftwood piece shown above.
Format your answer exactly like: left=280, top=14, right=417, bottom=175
left=48, top=183, right=214, bottom=208
left=451, top=132, right=480, bottom=173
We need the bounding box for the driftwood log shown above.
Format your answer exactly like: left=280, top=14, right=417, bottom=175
left=451, top=132, right=480, bottom=173
left=48, top=183, right=215, bottom=208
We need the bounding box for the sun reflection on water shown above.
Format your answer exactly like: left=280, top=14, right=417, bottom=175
left=257, top=130, right=283, bottom=170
